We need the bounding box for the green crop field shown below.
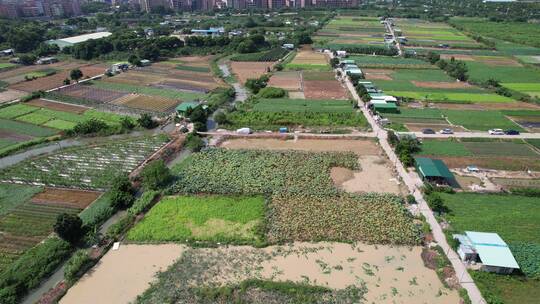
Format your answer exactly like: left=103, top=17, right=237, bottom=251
left=127, top=195, right=265, bottom=245
left=90, top=81, right=205, bottom=101
left=386, top=91, right=513, bottom=103
left=0, top=183, right=42, bottom=217
left=450, top=17, right=540, bottom=49
left=418, top=139, right=539, bottom=158
left=284, top=63, right=331, bottom=71
left=418, top=140, right=472, bottom=157
left=253, top=98, right=353, bottom=113
left=348, top=55, right=433, bottom=69
left=0, top=118, right=58, bottom=137
left=0, top=63, right=16, bottom=70
left=442, top=110, right=522, bottom=131
left=471, top=271, right=540, bottom=304
left=175, top=65, right=211, bottom=73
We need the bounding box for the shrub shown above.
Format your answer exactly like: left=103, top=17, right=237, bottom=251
left=510, top=187, right=540, bottom=197
left=426, top=193, right=447, bottom=214
left=120, top=117, right=135, bottom=130
left=128, top=190, right=160, bottom=215
left=509, top=243, right=540, bottom=279
left=71, top=118, right=108, bottom=135
left=64, top=250, right=92, bottom=284
left=138, top=114, right=158, bottom=129
left=0, top=238, right=72, bottom=304
left=141, top=160, right=172, bottom=191
left=257, top=87, right=287, bottom=98
left=185, top=133, right=205, bottom=152
left=406, top=194, right=417, bottom=204
left=214, top=111, right=228, bottom=125
left=105, top=213, right=135, bottom=240
left=54, top=213, right=84, bottom=244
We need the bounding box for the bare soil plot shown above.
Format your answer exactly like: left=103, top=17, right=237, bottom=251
left=290, top=49, right=328, bottom=65
left=26, top=99, right=88, bottom=114
left=268, top=71, right=302, bottom=91
left=31, top=187, right=102, bottom=209
left=112, top=94, right=179, bottom=112
left=332, top=155, right=403, bottom=194
left=288, top=91, right=305, bottom=99
left=0, top=61, right=81, bottom=84
left=230, top=61, right=274, bottom=84
left=0, top=89, right=26, bottom=104
left=152, top=80, right=211, bottom=93
left=60, top=244, right=185, bottom=304
left=56, top=84, right=128, bottom=103
left=103, top=71, right=164, bottom=86
left=412, top=81, right=472, bottom=89
left=220, top=138, right=380, bottom=155
left=474, top=56, right=522, bottom=67
left=363, top=69, right=394, bottom=80
left=0, top=129, right=34, bottom=141
left=10, top=65, right=105, bottom=92
left=440, top=54, right=475, bottom=61
left=405, top=123, right=468, bottom=132
left=303, top=80, right=349, bottom=100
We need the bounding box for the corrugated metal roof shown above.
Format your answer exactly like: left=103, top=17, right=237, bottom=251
left=58, top=32, right=112, bottom=44
left=415, top=157, right=453, bottom=180
left=176, top=102, right=199, bottom=112
left=465, top=231, right=520, bottom=269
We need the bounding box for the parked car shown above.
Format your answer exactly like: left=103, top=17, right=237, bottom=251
left=504, top=129, right=520, bottom=135
left=440, top=128, right=453, bottom=134
left=488, top=129, right=505, bottom=135
left=422, top=128, right=436, bottom=134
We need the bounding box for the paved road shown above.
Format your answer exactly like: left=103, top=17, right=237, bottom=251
left=199, top=131, right=375, bottom=138
left=385, top=19, right=403, bottom=56
left=414, top=131, right=540, bottom=139
left=343, top=77, right=487, bottom=304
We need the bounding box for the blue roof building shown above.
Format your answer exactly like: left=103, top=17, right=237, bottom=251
left=453, top=231, right=520, bottom=274
left=191, top=27, right=225, bottom=37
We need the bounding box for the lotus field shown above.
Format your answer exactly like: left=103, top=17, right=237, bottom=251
left=0, top=135, right=169, bottom=190
left=169, top=149, right=419, bottom=245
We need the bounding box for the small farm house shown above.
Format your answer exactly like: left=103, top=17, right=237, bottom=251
left=453, top=231, right=520, bottom=274
left=176, top=102, right=199, bottom=115
left=372, top=102, right=398, bottom=114
left=414, top=157, right=454, bottom=184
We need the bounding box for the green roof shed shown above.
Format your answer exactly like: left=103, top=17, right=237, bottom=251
left=176, top=102, right=199, bottom=113
left=414, top=157, right=454, bottom=183
left=373, top=103, right=398, bottom=113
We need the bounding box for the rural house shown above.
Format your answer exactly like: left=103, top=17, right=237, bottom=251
left=414, top=157, right=454, bottom=185
left=453, top=231, right=520, bottom=274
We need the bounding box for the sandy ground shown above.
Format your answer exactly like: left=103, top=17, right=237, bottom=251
left=332, top=155, right=403, bottom=194
left=60, top=244, right=185, bottom=304
left=193, top=242, right=460, bottom=304
left=220, top=138, right=380, bottom=155
left=0, top=89, right=26, bottom=104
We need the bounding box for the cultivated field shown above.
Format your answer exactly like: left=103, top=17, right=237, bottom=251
left=285, top=48, right=330, bottom=71
left=111, top=94, right=179, bottom=112
left=0, top=135, right=169, bottom=190
left=230, top=61, right=274, bottom=84
left=0, top=184, right=101, bottom=273
left=313, top=16, right=386, bottom=50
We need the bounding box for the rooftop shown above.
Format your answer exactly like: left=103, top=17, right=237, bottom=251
left=461, top=231, right=520, bottom=269
left=57, top=32, right=112, bottom=44
left=415, top=157, right=453, bottom=180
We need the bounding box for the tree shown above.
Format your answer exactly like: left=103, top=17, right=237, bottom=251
left=185, top=133, right=205, bottom=152
left=187, top=105, right=208, bottom=124
left=330, top=57, right=339, bottom=68
left=54, top=213, right=84, bottom=243
left=426, top=51, right=440, bottom=64
left=137, top=113, right=158, bottom=129
left=71, top=118, right=108, bottom=135
left=214, top=111, right=228, bottom=125
left=120, top=117, right=135, bottom=130
left=63, top=78, right=71, bottom=85
left=128, top=54, right=142, bottom=67
left=237, top=40, right=257, bottom=54
left=19, top=54, right=36, bottom=65
left=427, top=193, right=447, bottom=214
left=141, top=160, right=172, bottom=190
left=109, top=175, right=135, bottom=210
left=70, top=69, right=83, bottom=82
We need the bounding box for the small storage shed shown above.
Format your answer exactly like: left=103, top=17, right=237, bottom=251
left=176, top=102, right=199, bottom=115
left=373, top=102, right=398, bottom=114
left=414, top=157, right=454, bottom=184
left=453, top=231, right=520, bottom=274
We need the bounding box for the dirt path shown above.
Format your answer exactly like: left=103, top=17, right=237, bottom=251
left=60, top=244, right=185, bottom=304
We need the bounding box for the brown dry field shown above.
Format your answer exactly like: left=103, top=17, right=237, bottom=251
left=230, top=61, right=274, bottom=84
left=332, top=155, right=403, bottom=194
left=105, top=69, right=223, bottom=91
left=412, top=81, right=471, bottom=89
left=429, top=156, right=540, bottom=171
left=404, top=123, right=467, bottom=132
left=112, top=94, right=179, bottom=112
left=0, top=61, right=82, bottom=84
left=26, top=99, right=89, bottom=114
left=303, top=80, right=349, bottom=100
left=365, top=73, right=393, bottom=80
left=10, top=65, right=105, bottom=92
left=220, top=138, right=380, bottom=155
left=473, top=56, right=522, bottom=67
left=103, top=71, right=163, bottom=86
left=440, top=54, right=475, bottom=61
left=290, top=49, right=328, bottom=65
left=0, top=129, right=34, bottom=141
left=31, top=188, right=102, bottom=209
left=268, top=71, right=302, bottom=91
left=0, top=89, right=26, bottom=104
left=434, top=102, right=540, bottom=110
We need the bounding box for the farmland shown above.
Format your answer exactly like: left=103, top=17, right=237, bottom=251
left=313, top=16, right=386, bottom=50
left=268, top=70, right=348, bottom=100
left=438, top=192, right=540, bottom=303
left=0, top=135, right=169, bottom=190
left=224, top=98, right=367, bottom=130
left=230, top=48, right=289, bottom=62
left=0, top=185, right=101, bottom=273
left=349, top=55, right=434, bottom=69
left=229, top=61, right=274, bottom=84
left=416, top=138, right=540, bottom=170
left=285, top=48, right=330, bottom=71
left=127, top=195, right=265, bottom=245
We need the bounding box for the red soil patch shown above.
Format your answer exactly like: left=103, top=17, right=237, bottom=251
left=31, top=187, right=102, bottom=209
left=303, top=80, right=349, bottom=100
left=26, top=99, right=89, bottom=114
left=365, top=73, right=393, bottom=80
left=412, top=81, right=471, bottom=89
left=0, top=129, right=34, bottom=141
left=268, top=72, right=302, bottom=91
left=230, top=61, right=274, bottom=84
left=10, top=65, right=105, bottom=92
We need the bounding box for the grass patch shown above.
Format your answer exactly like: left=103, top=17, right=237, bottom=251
left=419, top=140, right=472, bottom=157
left=470, top=271, right=540, bottom=304
left=90, top=81, right=205, bottom=101
left=442, top=110, right=522, bottom=131
left=175, top=65, right=211, bottom=73
left=0, top=118, right=57, bottom=137
left=0, top=183, right=42, bottom=216
left=127, top=195, right=265, bottom=245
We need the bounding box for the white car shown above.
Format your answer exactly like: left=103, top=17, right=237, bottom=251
left=488, top=129, right=504, bottom=135
left=440, top=128, right=453, bottom=134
